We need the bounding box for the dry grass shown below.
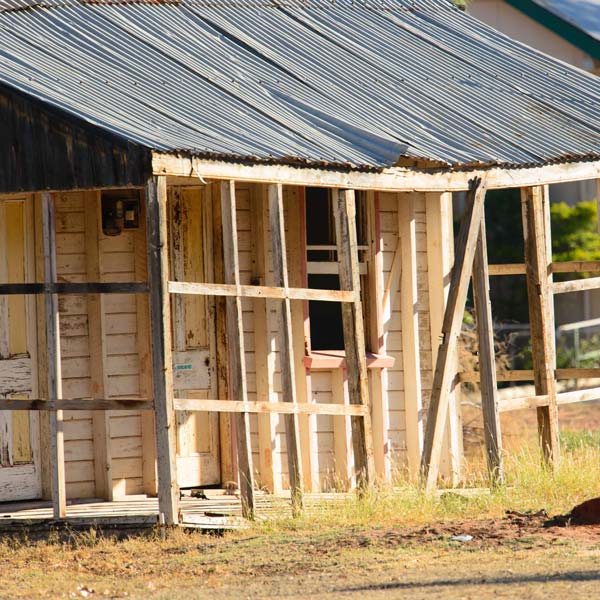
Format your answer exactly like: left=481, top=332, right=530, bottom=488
left=2, top=436, right=600, bottom=599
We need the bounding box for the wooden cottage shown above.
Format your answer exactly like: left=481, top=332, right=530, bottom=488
left=1, top=0, right=600, bottom=526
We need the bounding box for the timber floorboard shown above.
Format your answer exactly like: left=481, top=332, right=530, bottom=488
left=0, top=492, right=350, bottom=533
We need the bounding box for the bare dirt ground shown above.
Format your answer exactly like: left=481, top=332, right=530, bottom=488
left=2, top=513, right=600, bottom=599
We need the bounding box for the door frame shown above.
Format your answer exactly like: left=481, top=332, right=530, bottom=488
left=0, top=195, right=42, bottom=502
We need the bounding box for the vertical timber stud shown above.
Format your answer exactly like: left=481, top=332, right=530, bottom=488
left=367, top=192, right=391, bottom=482
left=522, top=186, right=560, bottom=467
left=421, top=178, right=486, bottom=492
left=268, top=183, right=304, bottom=513
left=220, top=180, right=256, bottom=518
left=146, top=176, right=179, bottom=526
left=398, top=193, right=423, bottom=477
left=85, top=192, right=113, bottom=500
left=41, top=192, right=66, bottom=519
left=250, top=185, right=281, bottom=494
left=333, top=189, right=375, bottom=489
left=471, top=209, right=504, bottom=484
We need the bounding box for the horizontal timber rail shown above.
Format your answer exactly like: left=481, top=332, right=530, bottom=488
left=0, top=397, right=368, bottom=417
left=0, top=399, right=154, bottom=411
left=488, top=261, right=600, bottom=277
left=173, top=398, right=368, bottom=417
left=498, top=385, right=600, bottom=413
left=168, top=281, right=356, bottom=303
left=459, top=367, right=600, bottom=383
left=553, top=276, right=600, bottom=294
left=0, top=282, right=148, bottom=295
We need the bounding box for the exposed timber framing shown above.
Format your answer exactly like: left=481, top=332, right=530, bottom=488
left=553, top=276, right=600, bottom=294
left=153, top=154, right=600, bottom=193
left=287, top=187, right=317, bottom=493
left=146, top=176, right=179, bottom=526
left=367, top=191, right=390, bottom=481
left=522, top=186, right=560, bottom=467
left=249, top=184, right=281, bottom=494
left=471, top=210, right=504, bottom=484
left=421, top=178, right=486, bottom=491
left=41, top=191, right=66, bottom=519
left=85, top=192, right=112, bottom=500
left=268, top=183, right=304, bottom=513
left=398, top=193, right=423, bottom=476
left=220, top=180, right=255, bottom=518
left=0, top=399, right=153, bottom=410
left=426, top=191, right=462, bottom=485
left=332, top=189, right=375, bottom=489
left=459, top=367, right=600, bottom=383
left=167, top=281, right=354, bottom=302
left=174, top=398, right=368, bottom=416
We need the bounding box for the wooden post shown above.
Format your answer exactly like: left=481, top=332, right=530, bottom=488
left=471, top=211, right=504, bottom=484
left=220, top=180, right=255, bottom=518
left=421, top=178, right=486, bottom=491
left=426, top=192, right=463, bottom=485
left=367, top=192, right=390, bottom=482
left=41, top=191, right=66, bottom=519
left=287, top=188, right=318, bottom=492
left=268, top=183, right=304, bottom=513
left=135, top=195, right=157, bottom=496
left=250, top=184, right=281, bottom=494
left=212, top=185, right=235, bottom=485
left=398, top=193, right=423, bottom=477
left=332, top=189, right=375, bottom=489
left=522, top=186, right=560, bottom=467
left=145, top=176, right=179, bottom=526
left=85, top=192, right=112, bottom=500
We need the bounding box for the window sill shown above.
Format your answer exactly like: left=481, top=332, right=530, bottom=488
left=304, top=350, right=395, bottom=371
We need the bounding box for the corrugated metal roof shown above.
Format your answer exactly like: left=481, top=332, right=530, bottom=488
left=1, top=0, right=600, bottom=169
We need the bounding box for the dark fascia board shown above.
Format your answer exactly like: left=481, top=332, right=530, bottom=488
left=504, top=0, right=600, bottom=61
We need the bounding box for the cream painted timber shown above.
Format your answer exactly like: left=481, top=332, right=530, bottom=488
left=153, top=154, right=600, bottom=193
left=0, top=196, right=42, bottom=502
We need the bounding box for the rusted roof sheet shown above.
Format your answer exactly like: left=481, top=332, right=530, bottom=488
left=1, top=0, right=600, bottom=169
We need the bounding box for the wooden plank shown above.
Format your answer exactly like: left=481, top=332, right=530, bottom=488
left=399, top=193, right=423, bottom=477
left=471, top=214, right=504, bottom=484
left=426, top=191, right=462, bottom=486
left=459, top=367, right=600, bottom=383
left=42, top=192, right=66, bottom=519
left=174, top=398, right=369, bottom=416
left=522, top=186, right=560, bottom=466
left=332, top=189, right=375, bottom=489
left=212, top=185, right=235, bottom=486
left=421, top=178, right=486, bottom=491
left=499, top=386, right=600, bottom=413
left=220, top=180, right=255, bottom=519
left=553, top=276, right=600, bottom=294
left=550, top=261, right=600, bottom=274
left=287, top=187, right=318, bottom=493
left=85, top=192, right=112, bottom=500
left=145, top=176, right=179, bottom=526
left=268, top=183, right=304, bottom=512
left=488, top=264, right=526, bottom=276
left=167, top=281, right=355, bottom=303
left=0, top=283, right=148, bottom=295
left=366, top=192, right=390, bottom=482
left=134, top=195, right=157, bottom=496
left=249, top=184, right=280, bottom=494
left=153, top=153, right=600, bottom=193
left=0, top=399, right=153, bottom=410
left=331, top=369, right=353, bottom=489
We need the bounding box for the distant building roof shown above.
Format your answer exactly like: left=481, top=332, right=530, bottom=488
left=1, top=0, right=600, bottom=170
left=504, top=0, right=600, bottom=60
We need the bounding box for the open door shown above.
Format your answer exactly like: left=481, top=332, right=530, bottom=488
left=169, top=187, right=220, bottom=488
left=0, top=197, right=41, bottom=502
